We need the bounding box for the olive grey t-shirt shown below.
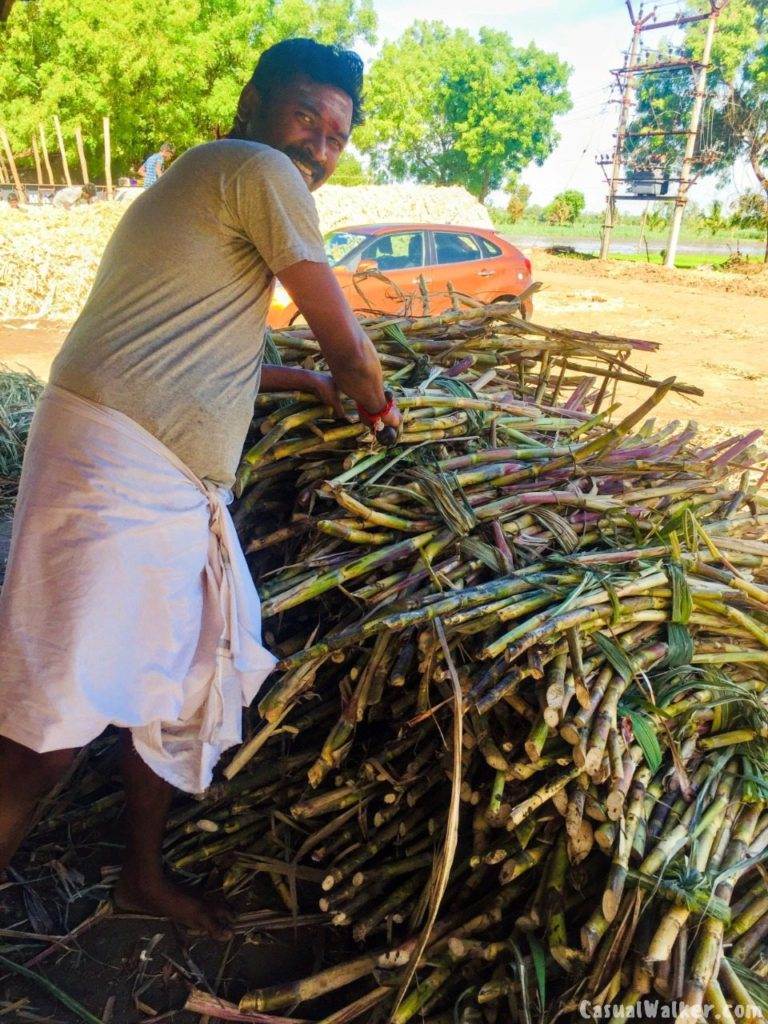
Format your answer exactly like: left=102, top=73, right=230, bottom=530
left=50, top=139, right=327, bottom=486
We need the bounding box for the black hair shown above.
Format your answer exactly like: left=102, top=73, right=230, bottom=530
left=241, top=38, right=364, bottom=130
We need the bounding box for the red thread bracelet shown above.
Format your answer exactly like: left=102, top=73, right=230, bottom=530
left=356, top=394, right=394, bottom=427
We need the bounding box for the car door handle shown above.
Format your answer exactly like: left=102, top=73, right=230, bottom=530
left=477, top=269, right=495, bottom=277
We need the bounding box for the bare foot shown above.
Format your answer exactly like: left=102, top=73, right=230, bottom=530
left=114, top=869, right=233, bottom=941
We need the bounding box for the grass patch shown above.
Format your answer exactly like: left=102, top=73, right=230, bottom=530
left=490, top=211, right=763, bottom=247
left=611, top=251, right=763, bottom=270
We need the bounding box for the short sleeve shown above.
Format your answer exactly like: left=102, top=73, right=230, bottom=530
left=224, top=148, right=328, bottom=275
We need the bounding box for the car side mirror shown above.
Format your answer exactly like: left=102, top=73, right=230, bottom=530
left=355, top=259, right=379, bottom=274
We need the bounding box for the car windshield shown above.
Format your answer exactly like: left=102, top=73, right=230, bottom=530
left=325, top=230, right=370, bottom=266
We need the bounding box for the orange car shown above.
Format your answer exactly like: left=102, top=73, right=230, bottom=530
left=267, top=223, right=533, bottom=328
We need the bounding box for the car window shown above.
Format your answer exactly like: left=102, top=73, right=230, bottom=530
left=325, top=230, right=371, bottom=266
left=362, top=232, right=425, bottom=271
left=434, top=232, right=483, bottom=265
left=476, top=235, right=503, bottom=258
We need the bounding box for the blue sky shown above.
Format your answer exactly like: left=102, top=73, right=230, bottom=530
left=363, top=0, right=752, bottom=211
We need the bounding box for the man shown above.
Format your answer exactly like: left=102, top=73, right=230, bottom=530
left=0, top=38, right=401, bottom=939
left=5, top=190, right=20, bottom=209
left=52, top=182, right=98, bottom=208
left=139, top=141, right=175, bottom=187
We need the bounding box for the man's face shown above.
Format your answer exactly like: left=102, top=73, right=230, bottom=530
left=253, top=75, right=352, bottom=191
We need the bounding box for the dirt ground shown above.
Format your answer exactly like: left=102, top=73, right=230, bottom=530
left=530, top=252, right=767, bottom=439
left=1, top=251, right=766, bottom=440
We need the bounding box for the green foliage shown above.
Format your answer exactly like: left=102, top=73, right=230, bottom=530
left=0, top=0, right=376, bottom=178
left=355, top=21, right=572, bottom=201
left=731, top=191, right=768, bottom=258
left=543, top=189, right=585, bottom=225
left=695, top=200, right=727, bottom=235
left=732, top=190, right=768, bottom=230
left=329, top=150, right=370, bottom=186
left=505, top=178, right=532, bottom=223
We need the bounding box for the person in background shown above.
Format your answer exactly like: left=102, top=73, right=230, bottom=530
left=115, top=176, right=139, bottom=202
left=52, top=182, right=98, bottom=209
left=139, top=142, right=175, bottom=188
left=6, top=190, right=20, bottom=209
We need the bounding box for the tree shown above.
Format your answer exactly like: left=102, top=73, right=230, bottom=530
left=625, top=0, right=767, bottom=260
left=543, top=189, right=585, bottom=225
left=731, top=191, right=768, bottom=257
left=698, top=199, right=728, bottom=236
left=330, top=151, right=370, bottom=186
left=355, top=22, right=572, bottom=202
left=0, top=0, right=376, bottom=179
left=506, top=179, right=532, bottom=223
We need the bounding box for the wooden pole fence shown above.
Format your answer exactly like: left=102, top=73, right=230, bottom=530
left=74, top=123, right=89, bottom=184
left=53, top=114, right=72, bottom=186
left=39, top=124, right=55, bottom=185
left=0, top=126, right=25, bottom=201
left=31, top=134, right=43, bottom=186
left=103, top=115, right=113, bottom=199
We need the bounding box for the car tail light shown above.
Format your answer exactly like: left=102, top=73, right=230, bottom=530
left=523, top=257, right=532, bottom=274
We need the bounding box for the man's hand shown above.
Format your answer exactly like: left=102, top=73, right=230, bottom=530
left=260, top=364, right=346, bottom=419
left=302, top=371, right=346, bottom=419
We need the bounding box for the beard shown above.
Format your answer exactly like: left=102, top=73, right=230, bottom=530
left=280, top=144, right=325, bottom=188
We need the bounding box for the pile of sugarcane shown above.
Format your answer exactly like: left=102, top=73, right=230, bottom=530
left=32, top=301, right=768, bottom=1022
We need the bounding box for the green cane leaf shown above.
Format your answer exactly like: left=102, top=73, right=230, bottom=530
left=0, top=955, right=104, bottom=1024
left=666, top=562, right=692, bottom=625
left=593, top=632, right=634, bottom=683
left=666, top=622, right=694, bottom=668
left=526, top=933, right=547, bottom=1012
left=626, top=710, right=663, bottom=774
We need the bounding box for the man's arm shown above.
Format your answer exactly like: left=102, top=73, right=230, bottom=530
left=260, top=364, right=345, bottom=418
left=276, top=261, right=401, bottom=430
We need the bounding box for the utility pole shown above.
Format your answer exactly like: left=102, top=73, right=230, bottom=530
left=600, top=3, right=643, bottom=260
left=597, top=1, right=723, bottom=262
left=663, top=0, right=726, bottom=268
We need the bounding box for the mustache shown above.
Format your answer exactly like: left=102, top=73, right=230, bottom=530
left=282, top=145, right=325, bottom=182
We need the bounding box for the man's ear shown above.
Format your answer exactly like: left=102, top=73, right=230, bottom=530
left=234, top=81, right=262, bottom=134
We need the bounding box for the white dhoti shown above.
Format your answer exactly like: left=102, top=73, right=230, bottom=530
left=0, top=386, right=277, bottom=793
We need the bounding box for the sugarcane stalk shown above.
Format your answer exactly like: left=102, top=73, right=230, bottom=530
left=239, top=956, right=378, bottom=1012
left=719, top=958, right=765, bottom=1023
